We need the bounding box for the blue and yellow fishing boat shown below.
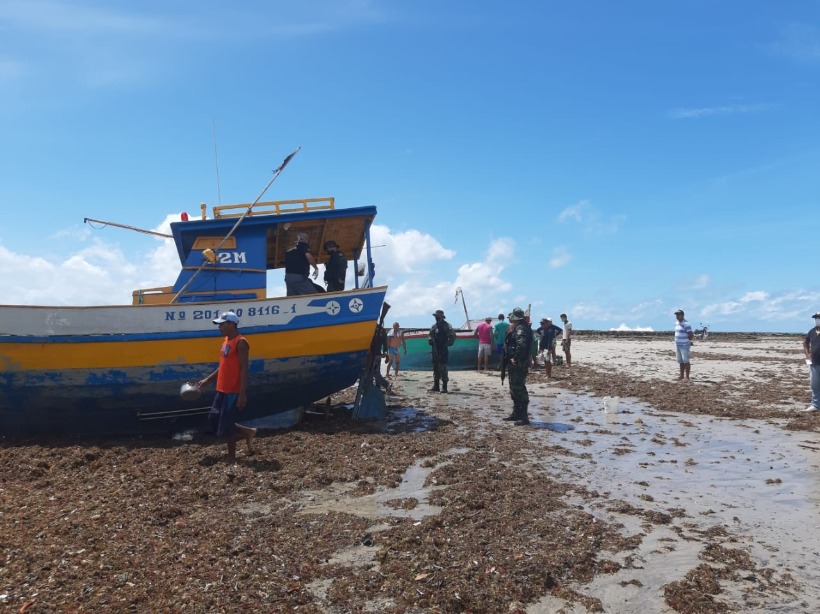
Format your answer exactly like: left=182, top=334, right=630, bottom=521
left=0, top=165, right=387, bottom=435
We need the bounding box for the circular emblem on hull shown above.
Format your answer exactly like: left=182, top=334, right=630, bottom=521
left=326, top=301, right=341, bottom=315
left=348, top=298, right=364, bottom=313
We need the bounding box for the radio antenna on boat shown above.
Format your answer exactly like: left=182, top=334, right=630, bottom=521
left=212, top=119, right=222, bottom=207
left=169, top=147, right=302, bottom=304
left=83, top=217, right=172, bottom=239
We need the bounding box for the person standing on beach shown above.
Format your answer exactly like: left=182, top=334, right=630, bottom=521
left=428, top=309, right=455, bottom=393
left=560, top=313, right=573, bottom=367
left=493, top=313, right=510, bottom=369
left=474, top=316, right=494, bottom=372
left=198, top=311, right=257, bottom=463
left=385, top=322, right=407, bottom=378
left=802, top=311, right=820, bottom=412
left=323, top=240, right=348, bottom=292
left=537, top=317, right=563, bottom=378
left=674, top=309, right=694, bottom=381
left=502, top=307, right=532, bottom=426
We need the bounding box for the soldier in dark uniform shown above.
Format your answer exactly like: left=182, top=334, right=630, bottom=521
left=323, top=240, right=348, bottom=292
left=428, top=309, right=455, bottom=393
left=503, top=307, right=532, bottom=425
left=284, top=233, right=320, bottom=296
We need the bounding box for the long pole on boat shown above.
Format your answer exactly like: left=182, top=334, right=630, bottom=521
left=83, top=217, right=172, bottom=239
left=169, top=147, right=301, bottom=304
left=455, top=287, right=470, bottom=329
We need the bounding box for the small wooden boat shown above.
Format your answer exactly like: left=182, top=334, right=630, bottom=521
left=0, top=156, right=387, bottom=435
left=398, top=326, right=479, bottom=371
left=397, top=289, right=484, bottom=372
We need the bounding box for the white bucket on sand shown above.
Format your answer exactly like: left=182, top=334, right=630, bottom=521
left=602, top=396, right=619, bottom=414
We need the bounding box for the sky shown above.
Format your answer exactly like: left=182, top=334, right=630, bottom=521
left=1, top=0, right=819, bottom=333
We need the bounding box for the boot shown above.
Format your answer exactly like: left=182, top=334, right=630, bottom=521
left=441, top=382, right=448, bottom=394
left=515, top=403, right=530, bottom=426
left=503, top=402, right=519, bottom=421
left=431, top=380, right=440, bottom=392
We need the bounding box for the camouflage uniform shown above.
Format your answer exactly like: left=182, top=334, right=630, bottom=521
left=504, top=308, right=532, bottom=424
left=428, top=310, right=455, bottom=393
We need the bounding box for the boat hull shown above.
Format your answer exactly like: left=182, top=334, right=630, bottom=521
left=398, top=329, right=479, bottom=371
left=0, top=288, right=387, bottom=435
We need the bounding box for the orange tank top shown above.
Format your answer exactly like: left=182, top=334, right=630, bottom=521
left=216, top=335, right=247, bottom=394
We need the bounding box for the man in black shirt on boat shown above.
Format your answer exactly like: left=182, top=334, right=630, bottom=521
left=284, top=233, right=321, bottom=296
left=323, top=240, right=348, bottom=292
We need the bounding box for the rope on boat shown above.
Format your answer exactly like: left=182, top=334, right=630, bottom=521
left=169, top=147, right=301, bottom=304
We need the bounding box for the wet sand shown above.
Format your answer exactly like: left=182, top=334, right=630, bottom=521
left=2, top=333, right=819, bottom=612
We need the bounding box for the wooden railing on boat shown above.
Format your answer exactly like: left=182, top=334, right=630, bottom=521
left=211, top=197, right=335, bottom=218
left=132, top=286, right=265, bottom=305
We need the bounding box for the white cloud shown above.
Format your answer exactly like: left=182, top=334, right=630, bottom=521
left=692, top=274, right=710, bottom=290
left=767, top=23, right=820, bottom=63
left=700, top=289, right=820, bottom=325
left=557, top=199, right=622, bottom=235
left=740, top=291, right=768, bottom=303
left=558, top=201, right=587, bottom=223
left=549, top=246, right=571, bottom=269
left=381, top=235, right=515, bottom=326
left=0, top=235, right=175, bottom=306
left=0, top=58, right=24, bottom=82
left=369, top=224, right=454, bottom=276
left=668, top=104, right=772, bottom=119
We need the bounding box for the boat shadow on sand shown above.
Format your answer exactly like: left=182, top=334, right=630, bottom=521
left=1, top=401, right=450, bottom=451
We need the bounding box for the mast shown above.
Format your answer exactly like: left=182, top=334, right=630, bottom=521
left=454, top=287, right=470, bottom=329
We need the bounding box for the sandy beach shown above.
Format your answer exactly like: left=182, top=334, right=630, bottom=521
left=2, top=332, right=819, bottom=613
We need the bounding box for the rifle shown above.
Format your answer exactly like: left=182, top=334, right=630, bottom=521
left=429, top=325, right=440, bottom=364
left=368, top=302, right=391, bottom=371
left=500, top=348, right=509, bottom=385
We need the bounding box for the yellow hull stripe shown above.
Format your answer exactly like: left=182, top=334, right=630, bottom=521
left=2, top=321, right=375, bottom=371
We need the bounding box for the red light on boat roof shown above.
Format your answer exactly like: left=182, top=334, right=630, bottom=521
left=181, top=212, right=189, bottom=221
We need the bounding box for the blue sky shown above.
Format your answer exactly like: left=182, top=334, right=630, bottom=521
left=1, top=0, right=819, bottom=333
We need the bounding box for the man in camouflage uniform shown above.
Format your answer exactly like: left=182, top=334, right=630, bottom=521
left=428, top=309, right=456, bottom=393
left=503, top=307, right=532, bottom=425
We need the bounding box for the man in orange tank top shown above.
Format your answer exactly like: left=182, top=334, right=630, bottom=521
left=198, top=311, right=256, bottom=462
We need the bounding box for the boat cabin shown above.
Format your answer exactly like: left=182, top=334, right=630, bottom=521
left=132, top=197, right=377, bottom=305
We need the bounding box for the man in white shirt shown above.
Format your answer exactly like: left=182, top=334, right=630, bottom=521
left=560, top=313, right=572, bottom=367
left=674, top=309, right=694, bottom=381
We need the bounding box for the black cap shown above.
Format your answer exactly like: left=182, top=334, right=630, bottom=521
left=323, top=240, right=339, bottom=251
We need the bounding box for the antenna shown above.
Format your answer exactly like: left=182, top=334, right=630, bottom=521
left=212, top=119, right=222, bottom=206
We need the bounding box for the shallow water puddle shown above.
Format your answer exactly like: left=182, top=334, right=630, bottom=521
left=297, top=447, right=468, bottom=521
left=298, top=447, right=469, bottom=609
left=525, top=389, right=820, bottom=613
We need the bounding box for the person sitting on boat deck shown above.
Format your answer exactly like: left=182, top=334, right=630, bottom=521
left=428, top=309, right=456, bottom=393
left=197, top=311, right=256, bottom=463
left=285, top=232, right=322, bottom=296
left=323, top=240, right=348, bottom=292
left=385, top=322, right=408, bottom=378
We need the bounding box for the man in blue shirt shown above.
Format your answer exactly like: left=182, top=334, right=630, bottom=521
left=674, top=309, right=694, bottom=381
left=493, top=314, right=510, bottom=369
